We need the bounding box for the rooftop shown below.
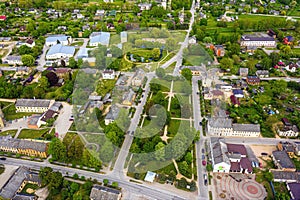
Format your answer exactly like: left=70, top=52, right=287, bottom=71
left=226, top=143, right=247, bottom=155
left=90, top=32, right=110, bottom=46
left=46, top=44, right=75, bottom=56
left=16, top=99, right=51, bottom=108
left=210, top=137, right=230, bottom=165
left=46, top=35, right=69, bottom=43
left=232, top=124, right=260, bottom=132
left=272, top=170, right=300, bottom=182
left=272, top=150, right=295, bottom=169
left=209, top=118, right=232, bottom=128
left=90, top=185, right=121, bottom=200
left=287, top=183, right=300, bottom=200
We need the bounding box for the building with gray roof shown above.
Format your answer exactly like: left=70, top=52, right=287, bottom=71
left=210, top=137, right=231, bottom=173
left=104, top=105, right=120, bottom=125
left=46, top=44, right=75, bottom=60
left=272, top=150, right=296, bottom=171
left=208, top=117, right=260, bottom=137
left=0, top=166, right=41, bottom=199
left=271, top=170, right=300, bottom=183
left=45, top=35, right=71, bottom=46
left=89, top=32, right=110, bottom=47
left=15, top=99, right=53, bottom=113
left=77, top=48, right=89, bottom=59
left=90, top=185, right=121, bottom=200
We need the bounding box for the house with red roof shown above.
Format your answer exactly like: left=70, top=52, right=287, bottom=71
left=0, top=15, right=6, bottom=21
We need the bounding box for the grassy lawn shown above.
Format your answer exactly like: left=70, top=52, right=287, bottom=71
left=96, top=79, right=117, bottom=97
left=164, top=62, right=176, bottom=73
left=0, top=129, right=18, bottom=137
left=255, top=171, right=273, bottom=200
left=110, top=33, right=121, bottom=45
left=71, top=41, right=84, bottom=46
left=2, top=104, right=36, bottom=121
left=167, top=120, right=181, bottom=137
left=20, top=183, right=39, bottom=194
left=18, top=128, right=50, bottom=139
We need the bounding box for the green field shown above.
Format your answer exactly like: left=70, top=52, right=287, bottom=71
left=18, top=128, right=50, bottom=139
left=0, top=129, right=18, bottom=137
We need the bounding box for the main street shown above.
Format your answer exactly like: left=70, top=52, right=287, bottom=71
left=111, top=73, right=155, bottom=179
left=192, top=76, right=209, bottom=200
left=0, top=157, right=186, bottom=200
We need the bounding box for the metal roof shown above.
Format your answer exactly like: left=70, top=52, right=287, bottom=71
left=46, top=44, right=75, bottom=56
left=46, top=35, right=69, bottom=43
left=89, top=32, right=110, bottom=46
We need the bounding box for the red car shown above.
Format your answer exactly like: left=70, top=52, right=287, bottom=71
left=202, top=160, right=206, bottom=166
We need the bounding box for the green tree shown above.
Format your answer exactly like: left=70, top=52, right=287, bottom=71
left=155, top=142, right=165, bottom=161
left=156, top=68, right=166, bottom=78
left=203, top=37, right=212, bottom=43
left=100, top=141, right=114, bottom=163
left=184, top=152, right=193, bottom=165
left=220, top=57, right=234, bottom=71
left=18, top=45, right=32, bottom=55
left=48, top=138, right=67, bottom=161
left=103, top=179, right=109, bottom=186
left=152, top=48, right=161, bottom=60
left=178, top=161, right=189, bottom=175
left=21, top=54, right=35, bottom=66
left=69, top=57, right=77, bottom=69
left=166, top=38, right=177, bottom=51
left=181, top=68, right=192, bottom=82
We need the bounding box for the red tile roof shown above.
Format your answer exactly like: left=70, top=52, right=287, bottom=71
left=240, top=158, right=253, bottom=173
left=227, top=143, right=247, bottom=156
left=230, top=162, right=240, bottom=172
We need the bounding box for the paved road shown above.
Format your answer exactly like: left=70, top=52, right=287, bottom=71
left=54, top=102, right=73, bottom=139
left=36, top=45, right=49, bottom=72
left=192, top=76, right=209, bottom=200
left=222, top=75, right=300, bottom=82
left=0, top=157, right=187, bottom=200
left=111, top=73, right=155, bottom=179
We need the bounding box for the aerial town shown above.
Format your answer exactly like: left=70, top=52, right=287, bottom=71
left=0, top=0, right=300, bottom=199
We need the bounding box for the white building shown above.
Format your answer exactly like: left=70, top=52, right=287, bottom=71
left=102, top=69, right=115, bottom=79
left=277, top=126, right=299, bottom=137
left=89, top=32, right=110, bottom=47
left=45, top=35, right=71, bottom=46
left=104, top=105, right=120, bottom=125
left=46, top=44, right=75, bottom=60
left=240, top=35, right=276, bottom=47
left=210, top=138, right=231, bottom=173
left=138, top=3, right=152, bottom=10
left=15, top=99, right=54, bottom=113
left=4, top=56, right=23, bottom=65
left=208, top=118, right=260, bottom=137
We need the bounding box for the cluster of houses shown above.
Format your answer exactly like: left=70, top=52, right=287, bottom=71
left=277, top=118, right=299, bottom=137
left=209, top=137, right=254, bottom=173
left=0, top=166, right=122, bottom=200
left=270, top=142, right=300, bottom=199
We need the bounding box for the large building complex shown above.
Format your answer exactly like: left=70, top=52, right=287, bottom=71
left=240, top=34, right=276, bottom=48
left=15, top=99, right=54, bottom=113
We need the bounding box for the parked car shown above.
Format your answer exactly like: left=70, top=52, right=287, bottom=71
left=0, top=157, right=6, bottom=160
left=201, top=148, right=205, bottom=153
left=202, top=155, right=205, bottom=160
left=202, top=160, right=207, bottom=166
left=203, top=174, right=208, bottom=186
left=199, top=122, right=202, bottom=126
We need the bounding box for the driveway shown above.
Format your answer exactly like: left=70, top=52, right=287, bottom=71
left=54, top=103, right=73, bottom=139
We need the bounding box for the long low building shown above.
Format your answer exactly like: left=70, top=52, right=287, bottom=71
left=240, top=35, right=276, bottom=48
left=208, top=117, right=260, bottom=137
left=15, top=99, right=54, bottom=113
left=0, top=136, right=48, bottom=158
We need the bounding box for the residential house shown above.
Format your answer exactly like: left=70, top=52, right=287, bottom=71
left=272, top=150, right=296, bottom=171
left=271, top=170, right=300, bottom=183
left=90, top=185, right=121, bottom=200
left=246, top=76, right=260, bottom=85
left=240, top=35, right=276, bottom=48
left=219, top=84, right=232, bottom=91
left=27, top=115, right=41, bottom=129
left=102, top=69, right=115, bottom=79
left=0, top=166, right=41, bottom=199
left=122, top=89, right=136, bottom=106
left=46, top=44, right=75, bottom=60
left=283, top=36, right=294, bottom=45
left=278, top=141, right=295, bottom=157
left=208, top=117, right=260, bottom=137
left=211, top=90, right=224, bottom=99
left=0, top=136, right=48, bottom=158
left=239, top=68, right=249, bottom=77
left=54, top=68, right=72, bottom=79
left=230, top=95, right=240, bottom=107
left=89, top=32, right=110, bottom=47
left=278, top=118, right=299, bottom=137
left=138, top=3, right=152, bottom=10
left=15, top=99, right=53, bottom=113
left=285, top=63, right=299, bottom=73
left=232, top=89, right=244, bottom=98
left=256, top=70, right=269, bottom=78
left=131, top=69, right=145, bottom=87
left=293, top=142, right=300, bottom=156
left=104, top=105, right=120, bottom=125
left=45, top=35, right=71, bottom=46
left=214, top=45, right=225, bottom=57
left=38, top=110, right=57, bottom=127
left=179, top=66, right=201, bottom=76
left=188, top=36, right=197, bottom=44
left=25, top=38, right=35, bottom=48
left=287, top=183, right=300, bottom=200
left=3, top=56, right=23, bottom=65
left=0, top=15, right=6, bottom=21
